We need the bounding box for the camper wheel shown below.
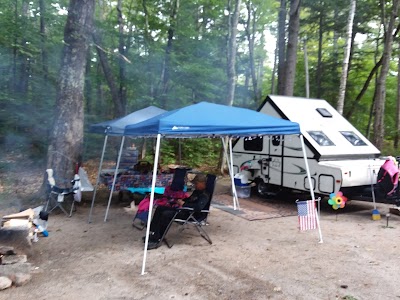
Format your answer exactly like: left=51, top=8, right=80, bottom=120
left=252, top=179, right=274, bottom=197
left=256, top=180, right=268, bottom=196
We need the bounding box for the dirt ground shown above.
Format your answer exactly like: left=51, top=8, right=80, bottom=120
left=1, top=174, right=400, bottom=300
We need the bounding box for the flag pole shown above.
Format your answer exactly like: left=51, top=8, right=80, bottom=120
left=300, top=134, right=323, bottom=243
left=314, top=197, right=323, bottom=243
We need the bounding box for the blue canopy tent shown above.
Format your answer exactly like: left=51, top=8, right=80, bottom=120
left=88, top=106, right=166, bottom=223
left=122, top=102, right=322, bottom=275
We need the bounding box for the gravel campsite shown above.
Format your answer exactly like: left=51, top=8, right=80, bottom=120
left=1, top=162, right=400, bottom=300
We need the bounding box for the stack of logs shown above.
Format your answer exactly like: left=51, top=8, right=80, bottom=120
left=0, top=208, right=38, bottom=290
left=0, top=246, right=32, bottom=290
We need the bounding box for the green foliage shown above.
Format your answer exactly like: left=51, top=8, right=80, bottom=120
left=158, top=139, right=221, bottom=168
left=2, top=0, right=400, bottom=168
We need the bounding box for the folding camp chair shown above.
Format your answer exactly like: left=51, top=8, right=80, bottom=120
left=132, top=198, right=151, bottom=230
left=44, top=169, right=80, bottom=217
left=161, top=174, right=216, bottom=248
left=132, top=168, right=190, bottom=230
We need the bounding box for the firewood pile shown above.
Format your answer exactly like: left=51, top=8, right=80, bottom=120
left=0, top=246, right=32, bottom=290
left=0, top=208, right=39, bottom=291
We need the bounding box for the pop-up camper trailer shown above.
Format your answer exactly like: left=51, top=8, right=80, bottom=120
left=232, top=95, right=387, bottom=199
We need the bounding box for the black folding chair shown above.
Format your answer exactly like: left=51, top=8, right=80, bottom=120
left=162, top=174, right=217, bottom=248
left=132, top=167, right=191, bottom=230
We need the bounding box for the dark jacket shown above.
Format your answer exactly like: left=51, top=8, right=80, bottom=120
left=182, top=189, right=210, bottom=212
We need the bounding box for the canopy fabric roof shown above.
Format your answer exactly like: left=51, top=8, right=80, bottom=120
left=88, top=105, right=166, bottom=224
left=124, top=102, right=300, bottom=137
left=90, top=106, right=166, bottom=136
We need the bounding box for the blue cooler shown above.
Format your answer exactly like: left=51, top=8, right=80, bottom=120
left=234, top=178, right=247, bottom=186
left=235, top=185, right=251, bottom=198
left=234, top=173, right=251, bottom=198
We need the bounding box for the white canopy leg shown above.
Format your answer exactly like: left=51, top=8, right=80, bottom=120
left=88, top=135, right=108, bottom=223
left=104, top=136, right=125, bottom=222
left=141, top=134, right=161, bottom=275
left=229, top=137, right=240, bottom=210
left=221, top=137, right=239, bottom=210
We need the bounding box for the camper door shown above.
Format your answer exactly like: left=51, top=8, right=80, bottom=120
left=238, top=136, right=283, bottom=187
left=266, top=135, right=283, bottom=186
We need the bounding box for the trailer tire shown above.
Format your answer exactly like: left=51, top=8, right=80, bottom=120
left=253, top=179, right=281, bottom=198
left=256, top=180, right=267, bottom=197
left=253, top=179, right=269, bottom=197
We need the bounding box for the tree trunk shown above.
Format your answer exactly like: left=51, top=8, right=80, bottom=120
left=142, top=0, right=154, bottom=99
left=277, top=0, right=286, bottom=95
left=316, top=5, right=323, bottom=98
left=366, top=29, right=383, bottom=139
left=303, top=39, right=309, bottom=98
left=245, top=1, right=261, bottom=103
left=39, top=0, right=49, bottom=83
left=346, top=56, right=383, bottom=120
left=117, top=0, right=127, bottom=116
left=395, top=40, right=400, bottom=149
left=332, top=1, right=339, bottom=65
left=271, top=37, right=279, bottom=94
left=93, top=31, right=124, bottom=117
left=373, top=0, right=399, bottom=149
left=95, top=63, right=105, bottom=116
left=16, top=0, right=30, bottom=96
left=336, top=0, right=356, bottom=115
left=141, top=138, right=147, bottom=160
left=226, top=0, right=241, bottom=106
left=84, top=51, right=93, bottom=114
left=221, top=0, right=241, bottom=174
left=158, top=0, right=179, bottom=108
left=345, top=22, right=400, bottom=120
left=283, top=0, right=301, bottom=96
left=46, top=0, right=95, bottom=187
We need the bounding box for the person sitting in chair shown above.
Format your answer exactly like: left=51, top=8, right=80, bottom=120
left=145, top=173, right=209, bottom=249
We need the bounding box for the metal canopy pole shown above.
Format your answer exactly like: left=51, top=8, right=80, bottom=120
left=88, top=134, right=108, bottom=223
left=229, top=137, right=240, bottom=210
left=104, top=136, right=125, bottom=222
left=221, top=137, right=239, bottom=210
left=141, top=134, right=162, bottom=275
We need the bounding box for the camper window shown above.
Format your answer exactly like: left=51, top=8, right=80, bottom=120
left=244, top=136, right=263, bottom=151
left=272, top=135, right=282, bottom=146
left=307, top=131, right=335, bottom=146
left=340, top=131, right=367, bottom=146
left=316, top=108, right=332, bottom=118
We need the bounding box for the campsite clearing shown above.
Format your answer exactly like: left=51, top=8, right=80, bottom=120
left=1, top=179, right=400, bottom=299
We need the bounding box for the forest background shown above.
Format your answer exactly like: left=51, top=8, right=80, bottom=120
left=1, top=0, right=400, bottom=189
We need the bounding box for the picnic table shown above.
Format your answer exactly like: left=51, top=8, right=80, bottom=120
left=100, top=171, right=175, bottom=192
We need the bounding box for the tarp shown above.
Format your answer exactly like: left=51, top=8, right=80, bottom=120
left=119, top=101, right=320, bottom=275
left=90, top=106, right=167, bottom=136
left=124, top=102, right=300, bottom=137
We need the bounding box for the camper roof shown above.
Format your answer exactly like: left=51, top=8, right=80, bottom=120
left=263, top=95, right=380, bottom=158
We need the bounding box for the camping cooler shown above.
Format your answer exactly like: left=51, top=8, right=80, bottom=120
left=234, top=178, right=251, bottom=198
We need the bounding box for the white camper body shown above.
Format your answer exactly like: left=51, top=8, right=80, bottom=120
left=232, top=95, right=385, bottom=198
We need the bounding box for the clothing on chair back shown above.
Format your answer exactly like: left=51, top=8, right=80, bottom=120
left=377, top=159, right=399, bottom=197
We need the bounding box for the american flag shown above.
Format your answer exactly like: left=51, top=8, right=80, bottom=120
left=297, top=200, right=317, bottom=231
